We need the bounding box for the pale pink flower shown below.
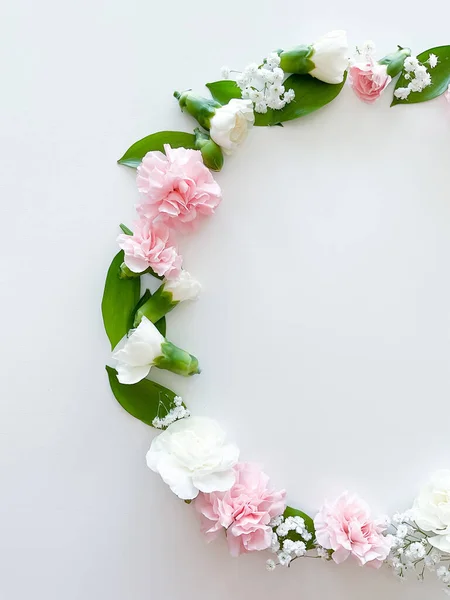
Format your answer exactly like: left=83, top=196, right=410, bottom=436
left=195, top=462, right=286, bottom=556
left=136, top=145, right=222, bottom=231
left=349, top=62, right=391, bottom=103
left=117, top=219, right=182, bottom=277
left=314, top=492, right=391, bottom=567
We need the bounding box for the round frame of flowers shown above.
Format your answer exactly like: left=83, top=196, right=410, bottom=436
left=101, top=31, right=450, bottom=589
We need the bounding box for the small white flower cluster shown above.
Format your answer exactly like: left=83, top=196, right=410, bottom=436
left=221, top=53, right=295, bottom=114
left=386, top=511, right=450, bottom=594
left=152, top=396, right=190, bottom=429
left=394, top=55, right=433, bottom=100
left=266, top=514, right=312, bottom=569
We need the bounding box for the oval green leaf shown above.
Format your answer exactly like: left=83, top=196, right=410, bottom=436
left=106, top=365, right=185, bottom=427
left=392, top=45, right=450, bottom=105
left=118, top=131, right=196, bottom=168
left=281, top=505, right=316, bottom=550
left=102, top=251, right=140, bottom=349
left=206, top=80, right=242, bottom=105
left=206, top=75, right=346, bottom=127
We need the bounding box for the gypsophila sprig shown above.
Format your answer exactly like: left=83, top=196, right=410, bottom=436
left=394, top=55, right=432, bottom=100
left=224, top=53, right=295, bottom=113
left=152, top=396, right=190, bottom=429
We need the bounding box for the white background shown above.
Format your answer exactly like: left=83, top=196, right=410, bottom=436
left=2, top=0, right=450, bottom=598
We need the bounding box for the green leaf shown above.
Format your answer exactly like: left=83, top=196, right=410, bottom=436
left=131, top=288, right=167, bottom=337
left=279, top=505, right=316, bottom=550
left=207, top=75, right=346, bottom=127
left=206, top=80, right=242, bottom=104
left=119, top=223, right=133, bottom=235
left=102, top=251, right=140, bottom=350
left=118, top=131, right=196, bottom=168
left=105, top=366, right=185, bottom=427
left=392, top=45, right=450, bottom=105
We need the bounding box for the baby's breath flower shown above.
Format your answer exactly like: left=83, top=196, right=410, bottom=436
left=221, top=66, right=230, bottom=79
left=266, top=559, right=276, bottom=571
left=394, top=87, right=411, bottom=100
left=428, top=53, right=438, bottom=68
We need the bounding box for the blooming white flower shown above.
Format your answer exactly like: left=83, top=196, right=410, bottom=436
left=266, top=559, right=276, bottom=571
left=146, top=416, right=239, bottom=500
left=394, top=87, right=411, bottom=100
left=266, top=52, right=281, bottom=68
left=284, top=89, right=295, bottom=103
left=413, top=471, right=450, bottom=553
left=396, top=524, right=408, bottom=539
left=221, top=66, right=230, bottom=79
left=428, top=53, right=438, bottom=68
left=209, top=99, right=254, bottom=155
left=112, top=316, right=164, bottom=384
left=255, top=101, right=268, bottom=113
left=309, top=30, right=349, bottom=84
left=277, top=551, right=292, bottom=566
left=404, top=56, right=420, bottom=72
left=163, top=271, right=201, bottom=303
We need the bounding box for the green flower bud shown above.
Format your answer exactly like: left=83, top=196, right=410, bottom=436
left=174, top=91, right=221, bottom=130
left=379, top=46, right=411, bottom=78
left=154, top=342, right=200, bottom=377
left=194, top=128, right=224, bottom=171
left=279, top=45, right=315, bottom=75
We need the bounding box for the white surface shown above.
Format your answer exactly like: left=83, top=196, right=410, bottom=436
left=2, top=1, right=450, bottom=598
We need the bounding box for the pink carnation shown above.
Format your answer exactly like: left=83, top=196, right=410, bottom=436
left=314, top=492, right=391, bottom=568
left=136, top=145, right=222, bottom=231
left=117, top=219, right=182, bottom=277
left=349, top=62, right=391, bottom=103
left=195, top=462, right=286, bottom=556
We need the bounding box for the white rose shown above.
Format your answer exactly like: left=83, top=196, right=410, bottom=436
left=209, top=99, right=254, bottom=155
left=163, top=271, right=201, bottom=302
left=146, top=416, right=239, bottom=499
left=310, top=30, right=349, bottom=84
left=112, top=316, right=164, bottom=384
left=413, top=470, right=450, bottom=553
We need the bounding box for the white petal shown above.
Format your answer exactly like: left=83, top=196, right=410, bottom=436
left=429, top=534, right=450, bottom=554
left=152, top=453, right=198, bottom=500
left=193, top=468, right=236, bottom=493
left=116, top=363, right=150, bottom=384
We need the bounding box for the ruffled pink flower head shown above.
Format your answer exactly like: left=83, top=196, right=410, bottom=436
left=136, top=145, right=222, bottom=232
left=117, top=218, right=182, bottom=277
left=348, top=62, right=391, bottom=103
left=314, top=492, right=391, bottom=568
left=195, top=462, right=286, bottom=556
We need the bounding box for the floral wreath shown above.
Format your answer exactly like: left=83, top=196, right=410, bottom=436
left=102, top=31, right=450, bottom=590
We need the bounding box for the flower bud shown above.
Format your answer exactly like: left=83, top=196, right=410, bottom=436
left=280, top=31, right=348, bottom=84
left=112, top=316, right=200, bottom=383
left=154, top=342, right=200, bottom=377
left=174, top=91, right=221, bottom=130
left=378, top=46, right=411, bottom=78
left=133, top=272, right=201, bottom=328
left=194, top=128, right=224, bottom=171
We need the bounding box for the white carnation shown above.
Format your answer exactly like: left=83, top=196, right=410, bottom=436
left=146, top=416, right=239, bottom=500
left=209, top=99, right=254, bottom=155
left=413, top=471, right=450, bottom=553
left=112, top=316, right=164, bottom=384
left=310, top=30, right=349, bottom=84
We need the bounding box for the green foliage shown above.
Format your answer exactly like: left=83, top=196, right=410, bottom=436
left=101, top=251, right=140, bottom=349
